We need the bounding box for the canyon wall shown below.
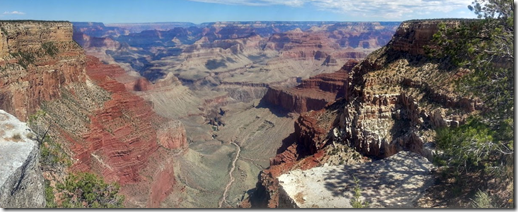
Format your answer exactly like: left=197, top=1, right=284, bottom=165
left=0, top=21, right=187, bottom=208
left=263, top=59, right=358, bottom=113
left=0, top=21, right=85, bottom=121
left=247, top=20, right=482, bottom=208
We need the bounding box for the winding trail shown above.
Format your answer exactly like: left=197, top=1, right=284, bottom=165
left=218, top=142, right=241, bottom=208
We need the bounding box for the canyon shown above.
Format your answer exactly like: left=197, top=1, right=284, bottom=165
left=0, top=18, right=494, bottom=209
left=70, top=21, right=400, bottom=207
left=0, top=21, right=185, bottom=207
left=0, top=20, right=400, bottom=208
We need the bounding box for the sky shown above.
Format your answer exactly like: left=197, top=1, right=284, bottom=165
left=0, top=0, right=478, bottom=24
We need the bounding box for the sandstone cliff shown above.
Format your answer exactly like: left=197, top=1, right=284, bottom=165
left=247, top=20, right=481, bottom=208
left=0, top=109, right=45, bottom=208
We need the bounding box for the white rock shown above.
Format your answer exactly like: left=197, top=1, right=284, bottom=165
left=0, top=110, right=45, bottom=208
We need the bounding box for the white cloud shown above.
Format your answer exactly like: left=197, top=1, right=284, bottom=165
left=3, top=11, right=25, bottom=15
left=189, top=0, right=473, bottom=19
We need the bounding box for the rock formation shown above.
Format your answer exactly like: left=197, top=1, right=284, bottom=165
left=0, top=21, right=86, bottom=121
left=246, top=20, right=482, bottom=208
left=0, top=110, right=45, bottom=208
left=278, top=151, right=434, bottom=208
left=0, top=21, right=188, bottom=208
left=263, top=59, right=358, bottom=113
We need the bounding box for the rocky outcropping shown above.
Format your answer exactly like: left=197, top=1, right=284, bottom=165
left=0, top=21, right=188, bottom=208
left=0, top=21, right=86, bottom=121
left=0, top=110, right=45, bottom=208
left=263, top=59, right=358, bottom=113
left=248, top=20, right=481, bottom=208
left=157, top=120, right=188, bottom=151
left=278, top=151, right=434, bottom=208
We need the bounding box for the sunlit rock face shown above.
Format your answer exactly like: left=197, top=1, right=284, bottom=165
left=0, top=110, right=45, bottom=208
left=247, top=20, right=481, bottom=208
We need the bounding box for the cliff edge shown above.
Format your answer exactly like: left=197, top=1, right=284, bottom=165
left=246, top=19, right=482, bottom=208
left=0, top=109, right=45, bottom=208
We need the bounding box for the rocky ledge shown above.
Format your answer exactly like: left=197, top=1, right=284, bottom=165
left=0, top=109, right=44, bottom=208
left=277, top=151, right=433, bottom=208
left=263, top=59, right=358, bottom=113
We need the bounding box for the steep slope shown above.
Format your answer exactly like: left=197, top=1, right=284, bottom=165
left=0, top=21, right=187, bottom=208
left=71, top=21, right=400, bottom=208
left=246, top=19, right=482, bottom=208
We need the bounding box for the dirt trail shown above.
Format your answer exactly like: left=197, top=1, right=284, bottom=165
left=218, top=142, right=241, bottom=208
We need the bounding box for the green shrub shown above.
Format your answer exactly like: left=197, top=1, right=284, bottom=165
left=42, top=42, right=59, bottom=57
left=350, top=176, right=369, bottom=208
left=45, top=180, right=57, bottom=208
left=1, top=27, right=7, bottom=36
left=10, top=51, right=35, bottom=69
left=56, top=172, right=125, bottom=208
left=471, top=190, right=495, bottom=208
left=434, top=117, right=506, bottom=172
left=40, top=135, right=71, bottom=168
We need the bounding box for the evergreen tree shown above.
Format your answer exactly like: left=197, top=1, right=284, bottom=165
left=430, top=0, right=513, bottom=208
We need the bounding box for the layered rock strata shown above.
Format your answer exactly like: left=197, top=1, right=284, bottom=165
left=0, top=21, right=188, bottom=208
left=0, top=110, right=45, bottom=208
left=248, top=20, right=482, bottom=208
left=0, top=21, right=86, bottom=121
left=263, top=59, right=358, bottom=113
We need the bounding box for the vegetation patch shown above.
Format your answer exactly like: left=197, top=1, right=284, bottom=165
left=54, top=172, right=125, bottom=208
left=0, top=27, right=7, bottom=36
left=42, top=42, right=59, bottom=57
left=428, top=0, right=513, bottom=208
left=10, top=51, right=36, bottom=69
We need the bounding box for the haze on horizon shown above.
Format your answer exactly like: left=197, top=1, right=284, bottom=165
left=0, top=0, right=477, bottom=24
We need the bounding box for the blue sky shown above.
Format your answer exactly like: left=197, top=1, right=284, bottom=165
left=0, top=0, right=477, bottom=24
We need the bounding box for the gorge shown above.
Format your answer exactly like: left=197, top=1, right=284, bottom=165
left=0, top=16, right=512, bottom=209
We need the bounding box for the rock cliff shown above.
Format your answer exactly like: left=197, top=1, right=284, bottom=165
left=247, top=19, right=481, bottom=208
left=49, top=56, right=186, bottom=207
left=0, top=109, right=45, bottom=208
left=0, top=21, right=188, bottom=208
left=263, top=59, right=358, bottom=113
left=0, top=21, right=86, bottom=121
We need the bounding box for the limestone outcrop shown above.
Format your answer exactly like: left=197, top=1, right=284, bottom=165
left=0, top=110, right=45, bottom=208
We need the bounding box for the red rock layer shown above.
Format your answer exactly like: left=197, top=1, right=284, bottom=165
left=0, top=21, right=187, bottom=208
left=70, top=56, right=186, bottom=207
left=263, top=59, right=357, bottom=113
left=251, top=108, right=334, bottom=208
left=0, top=21, right=86, bottom=121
